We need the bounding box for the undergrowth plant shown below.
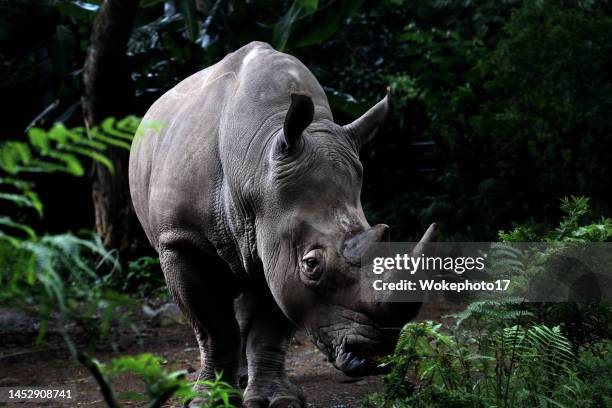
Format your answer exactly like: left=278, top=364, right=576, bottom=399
left=121, top=255, right=167, bottom=298
left=79, top=353, right=238, bottom=408
left=0, top=117, right=143, bottom=351
left=0, top=117, right=234, bottom=407
left=499, top=196, right=612, bottom=351
left=365, top=197, right=611, bottom=408
left=366, top=311, right=588, bottom=408
left=499, top=196, right=612, bottom=243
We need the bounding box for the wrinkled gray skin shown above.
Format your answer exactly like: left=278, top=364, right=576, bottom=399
left=129, top=42, right=435, bottom=408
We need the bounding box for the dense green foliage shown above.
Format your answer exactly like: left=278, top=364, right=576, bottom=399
left=366, top=318, right=581, bottom=408
left=0, top=117, right=141, bottom=236
left=499, top=196, right=612, bottom=243
left=499, top=197, right=612, bottom=352
left=3, top=0, right=612, bottom=241
left=365, top=313, right=611, bottom=408
left=365, top=198, right=612, bottom=407
left=299, top=0, right=612, bottom=240
left=0, top=118, right=143, bottom=350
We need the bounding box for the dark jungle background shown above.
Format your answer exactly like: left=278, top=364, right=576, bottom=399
left=1, top=1, right=611, bottom=407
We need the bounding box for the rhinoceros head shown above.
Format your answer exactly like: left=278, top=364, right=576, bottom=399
left=256, top=91, right=435, bottom=377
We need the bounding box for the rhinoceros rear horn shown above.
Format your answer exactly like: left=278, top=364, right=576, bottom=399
left=343, top=88, right=391, bottom=150
left=282, top=92, right=314, bottom=152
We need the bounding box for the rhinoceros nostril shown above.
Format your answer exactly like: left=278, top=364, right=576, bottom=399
left=344, top=336, right=380, bottom=358
left=343, top=342, right=360, bottom=355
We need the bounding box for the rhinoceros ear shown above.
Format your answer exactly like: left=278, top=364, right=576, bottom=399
left=282, top=93, right=314, bottom=152
left=343, top=88, right=391, bottom=150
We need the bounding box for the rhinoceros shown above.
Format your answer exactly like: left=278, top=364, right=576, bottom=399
left=129, top=41, right=435, bottom=407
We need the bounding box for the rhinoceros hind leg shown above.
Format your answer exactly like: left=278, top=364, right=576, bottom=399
left=235, top=292, right=258, bottom=389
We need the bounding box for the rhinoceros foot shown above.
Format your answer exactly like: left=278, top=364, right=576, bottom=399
left=243, top=378, right=305, bottom=408
left=185, top=394, right=243, bottom=408
left=244, top=396, right=303, bottom=408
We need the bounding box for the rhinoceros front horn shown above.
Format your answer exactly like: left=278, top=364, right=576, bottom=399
left=282, top=92, right=314, bottom=151
left=343, top=88, right=391, bottom=150
left=412, top=223, right=438, bottom=257
left=343, top=224, right=390, bottom=259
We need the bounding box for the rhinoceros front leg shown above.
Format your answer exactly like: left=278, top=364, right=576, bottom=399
left=239, top=295, right=305, bottom=408
left=235, top=292, right=257, bottom=389
left=159, top=244, right=241, bottom=404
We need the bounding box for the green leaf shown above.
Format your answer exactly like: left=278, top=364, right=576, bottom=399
left=0, top=142, right=32, bottom=173
left=45, top=151, right=86, bottom=176
left=296, top=0, right=318, bottom=13
left=28, top=128, right=50, bottom=153
left=140, top=0, right=165, bottom=7
left=272, top=3, right=305, bottom=52
left=0, top=216, right=37, bottom=240
left=175, top=0, right=199, bottom=42
left=0, top=192, right=42, bottom=216
left=291, top=0, right=364, bottom=48
left=89, top=128, right=132, bottom=150
left=58, top=146, right=113, bottom=173
left=325, top=88, right=372, bottom=117
left=57, top=1, right=99, bottom=22
left=272, top=0, right=325, bottom=51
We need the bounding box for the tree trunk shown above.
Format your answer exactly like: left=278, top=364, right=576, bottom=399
left=82, top=0, right=139, bottom=258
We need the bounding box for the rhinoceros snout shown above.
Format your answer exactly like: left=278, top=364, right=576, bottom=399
left=333, top=340, right=395, bottom=377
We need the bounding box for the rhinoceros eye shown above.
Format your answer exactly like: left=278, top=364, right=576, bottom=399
left=304, top=258, right=319, bottom=269
left=301, top=249, right=323, bottom=280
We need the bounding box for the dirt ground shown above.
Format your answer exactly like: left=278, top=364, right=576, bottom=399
left=0, top=302, right=461, bottom=408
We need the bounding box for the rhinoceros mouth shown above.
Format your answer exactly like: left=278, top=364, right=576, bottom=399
left=308, top=311, right=400, bottom=377
left=332, top=335, right=390, bottom=377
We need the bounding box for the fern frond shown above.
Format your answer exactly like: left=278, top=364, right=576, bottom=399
left=448, top=300, right=530, bottom=328
left=0, top=116, right=143, bottom=241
